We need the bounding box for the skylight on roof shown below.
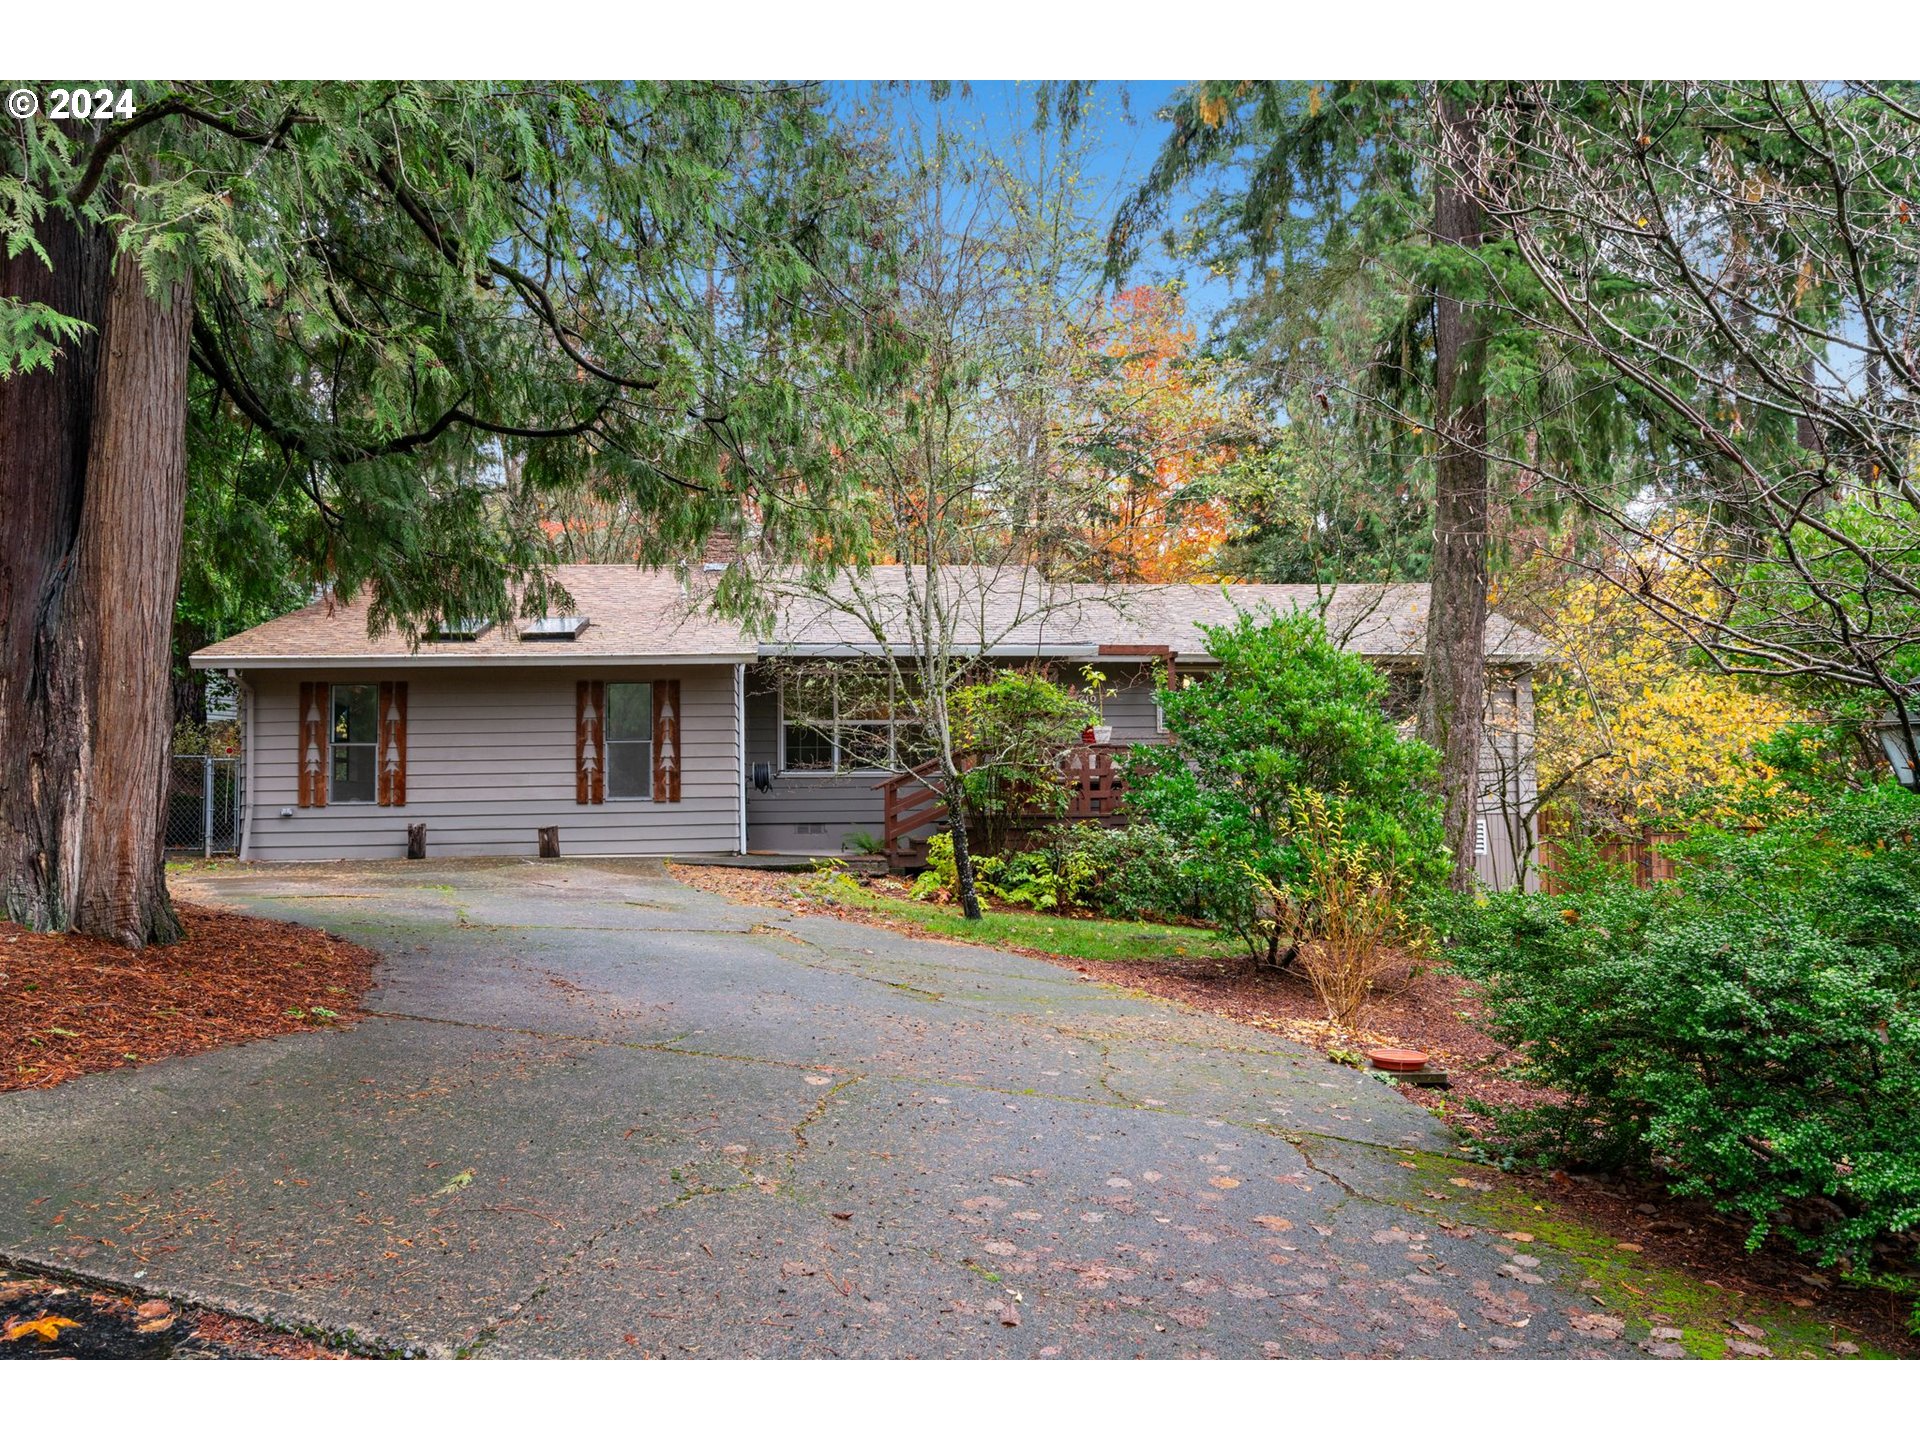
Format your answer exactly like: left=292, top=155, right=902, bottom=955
left=519, top=615, right=590, bottom=641
left=427, top=618, right=494, bottom=642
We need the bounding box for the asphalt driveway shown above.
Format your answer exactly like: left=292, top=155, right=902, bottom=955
left=0, top=860, right=1628, bottom=1357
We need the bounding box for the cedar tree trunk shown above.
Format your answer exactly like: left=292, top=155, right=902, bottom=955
left=1, top=219, right=193, bottom=947
left=1418, top=94, right=1492, bottom=893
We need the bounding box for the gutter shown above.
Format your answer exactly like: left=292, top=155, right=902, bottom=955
left=189, top=651, right=757, bottom=671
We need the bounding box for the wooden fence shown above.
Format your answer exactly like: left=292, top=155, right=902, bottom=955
left=1537, top=816, right=1687, bottom=894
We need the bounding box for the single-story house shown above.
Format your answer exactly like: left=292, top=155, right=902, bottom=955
left=190, top=564, right=1547, bottom=886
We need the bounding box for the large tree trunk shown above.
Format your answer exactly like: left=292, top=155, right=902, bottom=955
left=1419, top=93, right=1492, bottom=893
left=1, top=218, right=193, bottom=948
left=1, top=211, right=110, bottom=934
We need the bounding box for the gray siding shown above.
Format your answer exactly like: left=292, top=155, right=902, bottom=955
left=1476, top=675, right=1539, bottom=891
left=743, top=667, right=885, bottom=853
left=242, top=666, right=742, bottom=861
left=742, top=660, right=1171, bottom=854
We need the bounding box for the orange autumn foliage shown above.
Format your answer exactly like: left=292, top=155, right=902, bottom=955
left=1069, top=286, right=1246, bottom=582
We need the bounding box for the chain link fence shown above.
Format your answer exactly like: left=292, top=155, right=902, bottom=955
left=166, top=754, right=242, bottom=857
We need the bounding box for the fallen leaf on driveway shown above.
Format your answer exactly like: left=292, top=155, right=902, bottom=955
left=1209, top=1176, right=1240, bottom=1190
left=435, top=1170, right=474, bottom=1195
left=804, top=1075, right=833, bottom=1086
left=1449, top=1176, right=1493, bottom=1192
left=1726, top=1339, right=1772, bottom=1358
left=1252, top=1215, right=1294, bottom=1232
left=3, top=1315, right=80, bottom=1343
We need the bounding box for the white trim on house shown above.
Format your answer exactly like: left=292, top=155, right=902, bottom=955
left=237, top=671, right=257, bottom=860
left=774, top=666, right=915, bottom=778
left=734, top=661, right=748, bottom=855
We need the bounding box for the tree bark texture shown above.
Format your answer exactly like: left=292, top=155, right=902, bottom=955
left=945, top=789, right=985, bottom=923
left=1, top=217, right=192, bottom=947
left=1418, top=94, right=1492, bottom=893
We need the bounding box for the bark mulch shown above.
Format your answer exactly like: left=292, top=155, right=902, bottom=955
left=672, top=863, right=1920, bottom=1356
left=0, top=904, right=377, bottom=1093
left=0, top=1265, right=350, bottom=1360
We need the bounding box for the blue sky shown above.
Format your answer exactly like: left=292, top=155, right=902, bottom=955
left=827, top=81, right=1238, bottom=329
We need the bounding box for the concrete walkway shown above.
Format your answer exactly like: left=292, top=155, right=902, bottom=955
left=0, top=860, right=1626, bottom=1357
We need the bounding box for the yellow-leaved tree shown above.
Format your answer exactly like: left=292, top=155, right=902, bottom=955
left=1500, top=535, right=1809, bottom=837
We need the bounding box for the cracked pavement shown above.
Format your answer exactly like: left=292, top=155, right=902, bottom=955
left=0, top=859, right=1632, bottom=1357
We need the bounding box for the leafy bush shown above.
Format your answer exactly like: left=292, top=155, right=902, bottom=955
left=1126, top=607, right=1447, bottom=962
left=1042, top=822, right=1203, bottom=921
left=909, top=831, right=1076, bottom=912
left=1439, top=781, right=1920, bottom=1270
left=909, top=822, right=1204, bottom=921
left=1252, top=790, right=1411, bottom=1029
left=948, top=670, right=1095, bottom=847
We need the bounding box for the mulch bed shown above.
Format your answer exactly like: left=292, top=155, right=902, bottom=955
left=673, top=863, right=1920, bottom=1356
left=0, top=1265, right=350, bottom=1359
left=0, top=904, right=376, bottom=1093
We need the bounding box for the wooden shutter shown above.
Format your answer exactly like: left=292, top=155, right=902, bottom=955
left=576, top=679, right=605, bottom=805
left=653, top=678, right=681, bottom=803
left=297, top=681, right=329, bottom=808
left=377, top=681, right=408, bottom=806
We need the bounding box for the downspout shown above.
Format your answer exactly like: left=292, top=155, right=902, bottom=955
left=735, top=661, right=747, bottom=856
left=233, top=668, right=256, bottom=861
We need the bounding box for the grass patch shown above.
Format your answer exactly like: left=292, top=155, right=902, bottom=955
left=1360, top=1143, right=1894, bottom=1358
left=825, top=886, right=1242, bottom=965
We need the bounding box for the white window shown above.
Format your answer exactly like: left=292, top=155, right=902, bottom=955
left=605, top=682, right=653, bottom=799
left=780, top=668, right=923, bottom=774
left=1475, top=815, right=1489, bottom=855
left=329, top=684, right=378, bottom=803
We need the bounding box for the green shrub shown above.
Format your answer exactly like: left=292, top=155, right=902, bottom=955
left=1438, top=781, right=1920, bottom=1271
left=1126, top=606, right=1447, bottom=961
left=911, top=831, right=1082, bottom=913
left=910, top=823, right=1205, bottom=920
left=1041, top=822, right=1203, bottom=922
left=948, top=669, right=1096, bottom=847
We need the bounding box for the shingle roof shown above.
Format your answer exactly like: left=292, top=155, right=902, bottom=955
left=762, top=567, right=1549, bottom=664
left=191, top=564, right=1549, bottom=669
left=189, top=566, right=756, bottom=669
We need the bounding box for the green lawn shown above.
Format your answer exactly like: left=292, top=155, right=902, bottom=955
left=829, top=886, right=1241, bottom=965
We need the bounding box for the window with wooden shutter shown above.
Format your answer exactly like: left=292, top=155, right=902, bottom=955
left=377, top=681, right=408, bottom=806
left=653, top=678, right=681, bottom=803
left=297, top=681, right=329, bottom=807
left=576, top=679, right=606, bottom=805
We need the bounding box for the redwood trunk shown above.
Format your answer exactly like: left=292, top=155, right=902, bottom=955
left=1, top=218, right=193, bottom=947
left=1419, top=94, right=1492, bottom=893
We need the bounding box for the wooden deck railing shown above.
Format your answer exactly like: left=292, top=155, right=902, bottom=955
left=875, top=744, right=1132, bottom=871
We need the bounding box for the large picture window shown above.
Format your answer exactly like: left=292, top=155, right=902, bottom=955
left=606, top=681, right=653, bottom=799
left=330, top=684, right=378, bottom=803
left=780, top=668, right=923, bottom=774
